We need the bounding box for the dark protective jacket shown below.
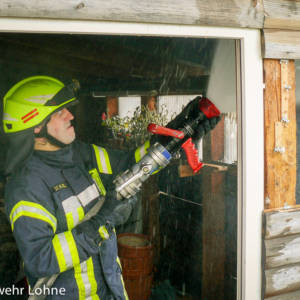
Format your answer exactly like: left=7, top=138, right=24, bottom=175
left=5, top=140, right=150, bottom=300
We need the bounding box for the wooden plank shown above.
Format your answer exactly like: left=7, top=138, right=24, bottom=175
left=179, top=163, right=228, bottom=178
left=264, top=289, right=300, bottom=300
left=141, top=175, right=160, bottom=266
left=264, top=0, right=300, bottom=30
left=0, top=0, right=264, bottom=29
left=263, top=29, right=300, bottom=59
left=141, top=96, right=157, bottom=111
left=264, top=59, right=296, bottom=209
left=203, top=114, right=225, bottom=162
left=265, top=263, right=300, bottom=297
left=264, top=207, right=300, bottom=239
left=106, top=96, right=118, bottom=118
left=265, top=234, right=300, bottom=268
left=202, top=170, right=225, bottom=300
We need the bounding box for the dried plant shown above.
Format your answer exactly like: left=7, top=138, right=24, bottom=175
left=103, top=105, right=173, bottom=148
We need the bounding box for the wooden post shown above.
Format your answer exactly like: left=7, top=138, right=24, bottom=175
left=264, top=59, right=296, bottom=209
left=106, top=96, right=118, bottom=118
left=203, top=114, right=225, bottom=162
left=141, top=96, right=157, bottom=111
left=202, top=169, right=225, bottom=300
left=141, top=175, right=160, bottom=266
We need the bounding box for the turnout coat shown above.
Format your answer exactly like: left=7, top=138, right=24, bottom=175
left=5, top=140, right=149, bottom=299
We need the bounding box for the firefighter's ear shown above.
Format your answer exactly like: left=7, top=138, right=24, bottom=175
left=34, top=125, right=43, bottom=134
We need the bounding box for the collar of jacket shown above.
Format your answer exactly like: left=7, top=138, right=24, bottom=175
left=34, top=143, right=75, bottom=168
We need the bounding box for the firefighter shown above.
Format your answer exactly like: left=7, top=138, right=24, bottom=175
left=2, top=75, right=219, bottom=299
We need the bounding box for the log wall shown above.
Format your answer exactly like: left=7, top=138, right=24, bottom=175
left=263, top=207, right=300, bottom=298
left=0, top=0, right=264, bottom=29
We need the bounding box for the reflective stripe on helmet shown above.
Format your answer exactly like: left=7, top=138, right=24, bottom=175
left=9, top=200, right=57, bottom=232
left=135, top=140, right=150, bottom=162
left=92, top=145, right=112, bottom=174
left=52, top=231, right=80, bottom=273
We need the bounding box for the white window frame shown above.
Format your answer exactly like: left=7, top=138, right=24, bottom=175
left=0, top=18, right=264, bottom=300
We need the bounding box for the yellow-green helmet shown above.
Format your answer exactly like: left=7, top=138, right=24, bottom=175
left=3, top=75, right=79, bottom=134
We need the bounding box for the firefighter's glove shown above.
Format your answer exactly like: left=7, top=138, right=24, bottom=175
left=110, top=195, right=138, bottom=227
left=192, top=115, right=221, bottom=141
left=150, top=97, right=201, bottom=146
left=167, top=96, right=202, bottom=130
left=73, top=190, right=120, bottom=240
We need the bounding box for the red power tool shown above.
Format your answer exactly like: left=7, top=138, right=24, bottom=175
left=114, top=97, right=220, bottom=200
left=147, top=97, right=220, bottom=173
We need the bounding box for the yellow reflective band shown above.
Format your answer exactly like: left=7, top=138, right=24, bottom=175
left=120, top=275, right=129, bottom=300
left=10, top=201, right=57, bottom=232
left=65, top=205, right=85, bottom=231
left=116, top=257, right=129, bottom=300
left=52, top=235, right=67, bottom=272
left=86, top=258, right=99, bottom=300
left=66, top=212, right=74, bottom=231
left=74, top=258, right=100, bottom=300
left=115, top=235, right=128, bottom=299
left=98, top=226, right=109, bottom=240
left=116, top=257, right=122, bottom=271
left=92, top=145, right=112, bottom=174
left=52, top=231, right=80, bottom=273
left=77, top=206, right=85, bottom=223
left=74, top=263, right=86, bottom=300
left=65, top=231, right=80, bottom=266
left=89, top=168, right=106, bottom=196
left=135, top=140, right=150, bottom=162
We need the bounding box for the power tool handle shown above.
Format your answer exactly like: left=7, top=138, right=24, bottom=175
left=147, top=123, right=184, bottom=139
left=181, top=138, right=203, bottom=173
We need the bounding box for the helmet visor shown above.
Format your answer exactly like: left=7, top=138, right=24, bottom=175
left=46, top=80, right=80, bottom=107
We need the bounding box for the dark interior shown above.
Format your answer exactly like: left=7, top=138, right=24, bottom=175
left=0, top=33, right=237, bottom=300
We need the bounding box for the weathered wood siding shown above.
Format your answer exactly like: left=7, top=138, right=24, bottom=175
left=263, top=207, right=300, bottom=298
left=263, top=29, right=300, bottom=59
left=264, top=0, right=300, bottom=30
left=264, top=290, right=300, bottom=300
left=264, top=59, right=296, bottom=209
left=0, top=0, right=264, bottom=28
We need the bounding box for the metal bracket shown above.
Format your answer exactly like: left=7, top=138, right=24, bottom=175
left=274, top=147, right=285, bottom=153
left=281, top=117, right=290, bottom=124
left=280, top=59, right=289, bottom=65
left=265, top=197, right=271, bottom=205
left=274, top=122, right=285, bottom=154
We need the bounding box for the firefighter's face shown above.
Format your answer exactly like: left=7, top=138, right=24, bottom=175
left=47, top=108, right=75, bottom=144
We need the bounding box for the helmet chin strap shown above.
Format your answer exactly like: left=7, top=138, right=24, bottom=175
left=35, top=123, right=69, bottom=149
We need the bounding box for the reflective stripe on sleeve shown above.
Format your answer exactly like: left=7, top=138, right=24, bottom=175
left=135, top=140, right=150, bottom=162
left=9, top=200, right=57, bottom=232
left=62, top=196, right=85, bottom=230
left=52, top=231, right=80, bottom=273
left=77, top=184, right=99, bottom=207
left=89, top=168, right=106, bottom=196
left=116, top=257, right=129, bottom=300
left=98, top=226, right=109, bottom=240
left=92, top=145, right=112, bottom=174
